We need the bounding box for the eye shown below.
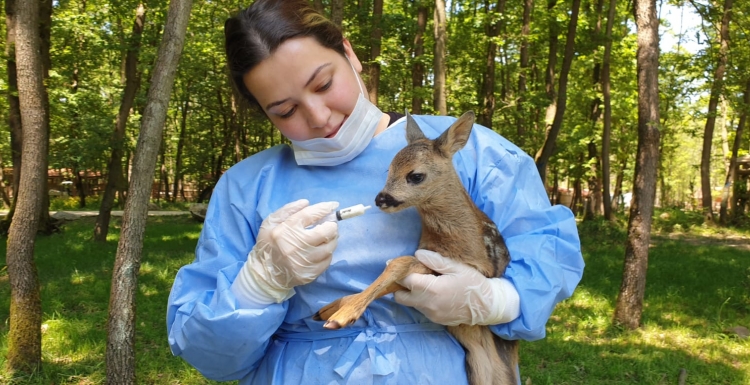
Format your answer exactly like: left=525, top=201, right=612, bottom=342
left=279, top=106, right=297, bottom=119
left=317, top=80, right=332, bottom=92
left=406, top=171, right=425, bottom=185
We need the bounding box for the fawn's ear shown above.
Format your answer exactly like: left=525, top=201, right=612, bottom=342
left=435, top=111, right=475, bottom=157
left=405, top=110, right=427, bottom=144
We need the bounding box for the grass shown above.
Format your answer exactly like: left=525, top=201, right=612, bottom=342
left=0, top=215, right=223, bottom=384
left=0, top=212, right=749, bottom=384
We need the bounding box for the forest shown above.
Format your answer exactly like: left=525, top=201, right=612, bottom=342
left=0, top=0, right=747, bottom=223
left=1, top=0, right=750, bottom=383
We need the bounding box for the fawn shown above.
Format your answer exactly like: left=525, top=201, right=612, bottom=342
left=314, top=111, right=519, bottom=384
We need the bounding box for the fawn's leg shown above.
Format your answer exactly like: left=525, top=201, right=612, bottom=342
left=314, top=256, right=432, bottom=329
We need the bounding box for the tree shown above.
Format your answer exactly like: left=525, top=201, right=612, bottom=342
left=613, top=0, right=660, bottom=329
left=95, top=3, right=146, bottom=242
left=534, top=0, right=581, bottom=185
left=515, top=0, right=533, bottom=142
left=699, top=0, right=733, bottom=224
left=477, top=0, right=505, bottom=128
left=724, top=79, right=750, bottom=223
left=4, top=0, right=21, bottom=211
left=5, top=0, right=50, bottom=373
left=433, top=0, right=447, bottom=115
left=411, top=4, right=428, bottom=114
left=105, top=0, right=192, bottom=382
left=366, top=0, right=383, bottom=106
left=601, top=0, right=617, bottom=220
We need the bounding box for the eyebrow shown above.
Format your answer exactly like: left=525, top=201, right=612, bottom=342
left=264, top=63, right=332, bottom=110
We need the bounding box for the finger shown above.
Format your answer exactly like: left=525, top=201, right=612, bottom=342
left=301, top=221, right=339, bottom=247
left=297, top=232, right=339, bottom=264
left=397, top=271, right=434, bottom=291
left=393, top=290, right=420, bottom=307
left=266, top=199, right=310, bottom=225
left=414, top=249, right=461, bottom=274
left=290, top=201, right=340, bottom=228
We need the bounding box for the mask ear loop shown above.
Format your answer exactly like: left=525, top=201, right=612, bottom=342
left=346, top=56, right=365, bottom=96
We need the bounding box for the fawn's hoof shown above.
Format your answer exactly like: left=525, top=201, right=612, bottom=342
left=323, top=320, right=342, bottom=329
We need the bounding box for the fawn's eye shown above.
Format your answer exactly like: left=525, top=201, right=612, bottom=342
left=406, top=171, right=425, bottom=185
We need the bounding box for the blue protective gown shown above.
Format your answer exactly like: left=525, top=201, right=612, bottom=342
left=167, top=115, right=584, bottom=384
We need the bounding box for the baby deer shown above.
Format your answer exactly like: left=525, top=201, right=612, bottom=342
left=314, top=111, right=519, bottom=384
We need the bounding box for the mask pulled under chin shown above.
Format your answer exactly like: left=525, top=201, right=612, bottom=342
left=290, top=93, right=383, bottom=167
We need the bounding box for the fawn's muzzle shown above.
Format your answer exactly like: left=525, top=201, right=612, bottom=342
left=375, top=192, right=402, bottom=209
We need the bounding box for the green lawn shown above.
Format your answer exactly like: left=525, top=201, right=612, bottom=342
left=1, top=214, right=749, bottom=384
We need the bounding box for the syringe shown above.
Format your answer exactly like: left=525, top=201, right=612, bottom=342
left=306, top=203, right=371, bottom=229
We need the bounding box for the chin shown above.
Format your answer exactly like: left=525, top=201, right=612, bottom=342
left=377, top=205, right=403, bottom=214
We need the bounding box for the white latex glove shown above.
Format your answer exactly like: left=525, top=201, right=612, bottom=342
left=394, top=249, right=520, bottom=326
left=232, top=199, right=339, bottom=307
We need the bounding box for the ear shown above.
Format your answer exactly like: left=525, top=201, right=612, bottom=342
left=342, top=39, right=363, bottom=73
left=405, top=110, right=427, bottom=144
left=435, top=111, right=475, bottom=157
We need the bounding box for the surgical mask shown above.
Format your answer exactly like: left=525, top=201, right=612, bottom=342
left=290, top=58, right=383, bottom=167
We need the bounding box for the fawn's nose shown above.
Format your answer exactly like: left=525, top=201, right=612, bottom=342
left=375, top=192, right=401, bottom=208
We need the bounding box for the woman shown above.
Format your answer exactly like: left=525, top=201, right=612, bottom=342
left=166, top=1, right=584, bottom=384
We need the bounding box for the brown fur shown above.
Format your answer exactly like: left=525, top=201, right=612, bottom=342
left=314, top=111, right=518, bottom=384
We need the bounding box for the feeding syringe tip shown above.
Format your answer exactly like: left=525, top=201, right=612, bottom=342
left=307, top=204, right=371, bottom=229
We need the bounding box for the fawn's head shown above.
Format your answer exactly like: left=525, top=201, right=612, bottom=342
left=375, top=111, right=475, bottom=212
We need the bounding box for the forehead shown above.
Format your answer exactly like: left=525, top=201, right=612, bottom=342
left=242, top=37, right=341, bottom=105
left=391, top=142, right=434, bottom=169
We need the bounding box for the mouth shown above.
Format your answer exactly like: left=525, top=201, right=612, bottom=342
left=325, top=117, right=347, bottom=138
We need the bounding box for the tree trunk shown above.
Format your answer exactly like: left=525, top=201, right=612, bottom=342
left=367, top=0, right=383, bottom=106
left=726, top=79, right=750, bottom=223
left=613, top=0, right=660, bottom=330
left=5, top=0, right=22, bottom=211
left=0, top=152, right=10, bottom=207
left=95, top=4, right=146, bottom=242
left=586, top=140, right=602, bottom=219
left=312, top=0, right=324, bottom=14
left=535, top=0, right=581, bottom=184
left=411, top=5, right=428, bottom=114
left=542, top=0, right=559, bottom=139
left=700, top=0, right=732, bottom=224
left=331, top=0, right=344, bottom=28
left=159, top=142, right=170, bottom=202
left=612, top=157, right=626, bottom=212
left=478, top=0, right=505, bottom=128
left=105, top=0, right=192, bottom=382
left=5, top=0, right=49, bottom=372
left=173, top=87, right=189, bottom=201
left=433, top=0, right=447, bottom=115
left=602, top=0, right=617, bottom=220
left=516, top=0, right=533, bottom=141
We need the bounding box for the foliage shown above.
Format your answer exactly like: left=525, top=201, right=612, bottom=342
left=0, top=0, right=746, bottom=218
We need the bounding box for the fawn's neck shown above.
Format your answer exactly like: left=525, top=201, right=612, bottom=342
left=415, top=178, right=480, bottom=239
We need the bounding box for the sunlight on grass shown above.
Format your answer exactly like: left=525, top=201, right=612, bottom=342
left=70, top=268, right=95, bottom=285
left=2, top=215, right=748, bottom=384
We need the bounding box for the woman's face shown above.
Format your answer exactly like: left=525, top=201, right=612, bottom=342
left=243, top=37, right=366, bottom=142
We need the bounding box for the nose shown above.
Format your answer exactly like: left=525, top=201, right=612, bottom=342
left=304, top=98, right=331, bottom=130
left=375, top=192, right=401, bottom=208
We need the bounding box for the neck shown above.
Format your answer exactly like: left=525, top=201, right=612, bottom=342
left=373, top=113, right=390, bottom=137
left=416, top=180, right=478, bottom=237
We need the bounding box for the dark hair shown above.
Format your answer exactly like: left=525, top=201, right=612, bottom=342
left=225, top=0, right=346, bottom=108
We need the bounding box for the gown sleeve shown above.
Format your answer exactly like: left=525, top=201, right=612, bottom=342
left=166, top=170, right=289, bottom=381
left=460, top=125, right=584, bottom=341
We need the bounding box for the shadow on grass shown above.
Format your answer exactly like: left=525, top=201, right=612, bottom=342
left=0, top=216, right=223, bottom=384
left=521, top=335, right=748, bottom=384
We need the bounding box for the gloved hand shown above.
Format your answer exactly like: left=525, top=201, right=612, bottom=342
left=232, top=199, right=339, bottom=307
left=394, top=249, right=520, bottom=326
